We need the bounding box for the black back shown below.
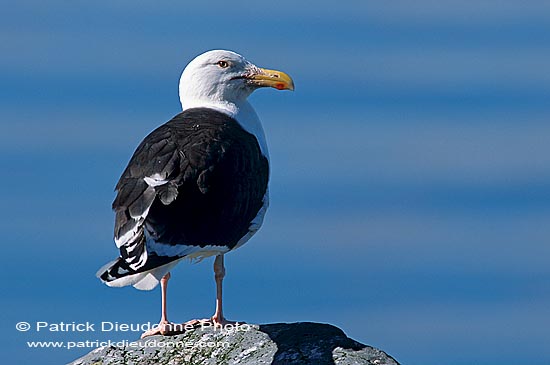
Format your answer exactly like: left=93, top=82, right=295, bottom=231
left=112, top=108, right=269, bottom=255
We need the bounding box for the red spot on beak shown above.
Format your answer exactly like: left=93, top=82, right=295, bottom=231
left=275, top=83, right=285, bottom=90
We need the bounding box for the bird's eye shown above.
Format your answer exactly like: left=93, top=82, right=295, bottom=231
left=217, top=60, right=229, bottom=68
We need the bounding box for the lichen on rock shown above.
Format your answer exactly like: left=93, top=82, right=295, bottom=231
left=68, top=322, right=400, bottom=365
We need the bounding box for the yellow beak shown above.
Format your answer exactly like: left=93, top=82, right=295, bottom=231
left=249, top=68, right=295, bottom=91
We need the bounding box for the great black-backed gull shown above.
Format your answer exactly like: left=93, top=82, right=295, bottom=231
left=97, top=50, right=293, bottom=337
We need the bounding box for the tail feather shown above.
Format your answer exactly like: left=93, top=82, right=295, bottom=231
left=97, top=254, right=181, bottom=290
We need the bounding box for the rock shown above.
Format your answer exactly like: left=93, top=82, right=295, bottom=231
left=68, top=322, right=400, bottom=365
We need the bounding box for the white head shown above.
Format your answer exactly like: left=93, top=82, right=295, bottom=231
left=178, top=50, right=294, bottom=112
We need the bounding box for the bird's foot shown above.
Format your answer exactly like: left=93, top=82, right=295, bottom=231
left=141, top=320, right=180, bottom=338
left=182, top=316, right=244, bottom=330
left=141, top=317, right=246, bottom=338
left=210, top=314, right=243, bottom=327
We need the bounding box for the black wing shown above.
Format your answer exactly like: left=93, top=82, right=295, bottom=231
left=110, top=108, right=269, bottom=274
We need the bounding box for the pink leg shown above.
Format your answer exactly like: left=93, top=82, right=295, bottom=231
left=212, top=255, right=226, bottom=323
left=141, top=272, right=174, bottom=338
left=180, top=256, right=243, bottom=331
left=185, top=255, right=235, bottom=327
left=160, top=272, right=170, bottom=323
left=209, top=254, right=242, bottom=326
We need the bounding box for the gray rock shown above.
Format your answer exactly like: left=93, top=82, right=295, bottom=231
left=68, top=322, right=400, bottom=365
